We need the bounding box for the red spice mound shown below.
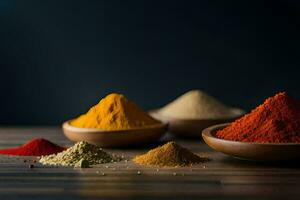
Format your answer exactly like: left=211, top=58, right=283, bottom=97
left=0, top=138, right=66, bottom=156
left=216, top=92, right=300, bottom=143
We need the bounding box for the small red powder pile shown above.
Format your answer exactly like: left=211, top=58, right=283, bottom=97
left=216, top=92, right=300, bottom=143
left=0, top=138, right=66, bottom=156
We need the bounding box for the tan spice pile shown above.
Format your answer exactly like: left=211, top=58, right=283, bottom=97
left=39, top=141, right=120, bottom=168
left=133, top=141, right=209, bottom=167
left=157, top=90, right=244, bottom=120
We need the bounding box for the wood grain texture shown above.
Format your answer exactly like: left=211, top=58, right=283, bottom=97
left=0, top=127, right=299, bottom=200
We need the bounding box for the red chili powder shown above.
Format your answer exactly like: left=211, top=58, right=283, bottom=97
left=0, top=138, right=66, bottom=156
left=216, top=92, right=300, bottom=143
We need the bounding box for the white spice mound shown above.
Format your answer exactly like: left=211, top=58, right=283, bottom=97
left=157, top=90, right=244, bottom=120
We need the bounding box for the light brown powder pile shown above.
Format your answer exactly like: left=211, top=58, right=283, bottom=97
left=157, top=90, right=244, bottom=120
left=133, top=141, right=209, bottom=167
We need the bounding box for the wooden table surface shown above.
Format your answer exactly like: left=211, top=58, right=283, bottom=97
left=0, top=127, right=299, bottom=200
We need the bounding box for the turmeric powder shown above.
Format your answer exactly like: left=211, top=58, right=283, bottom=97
left=70, top=93, right=160, bottom=130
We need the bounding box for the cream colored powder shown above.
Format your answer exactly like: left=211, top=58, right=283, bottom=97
left=157, top=90, right=244, bottom=120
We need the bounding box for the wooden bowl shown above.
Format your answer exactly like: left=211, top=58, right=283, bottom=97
left=202, top=123, right=300, bottom=161
left=62, top=121, right=167, bottom=148
left=150, top=109, right=244, bottom=138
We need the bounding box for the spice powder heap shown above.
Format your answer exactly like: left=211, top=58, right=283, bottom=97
left=216, top=92, right=300, bottom=143
left=133, top=141, right=208, bottom=167
left=0, top=138, right=65, bottom=156
left=157, top=90, right=244, bottom=120
left=39, top=141, right=120, bottom=168
left=71, top=93, right=160, bottom=130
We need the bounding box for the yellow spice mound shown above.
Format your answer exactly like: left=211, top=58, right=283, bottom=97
left=70, top=93, right=160, bottom=130
left=133, top=141, right=209, bottom=167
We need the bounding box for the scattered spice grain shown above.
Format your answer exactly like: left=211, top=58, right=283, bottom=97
left=74, top=158, right=90, bottom=168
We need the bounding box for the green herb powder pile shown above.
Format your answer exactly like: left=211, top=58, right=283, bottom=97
left=39, top=141, right=120, bottom=168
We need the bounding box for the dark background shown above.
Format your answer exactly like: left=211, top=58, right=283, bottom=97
left=0, top=0, right=299, bottom=125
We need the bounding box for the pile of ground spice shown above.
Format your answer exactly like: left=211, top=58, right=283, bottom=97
left=157, top=90, right=244, bottom=120
left=39, top=141, right=120, bottom=168
left=133, top=141, right=208, bottom=167
left=0, top=138, right=65, bottom=156
left=216, top=92, right=300, bottom=143
left=70, top=93, right=160, bottom=130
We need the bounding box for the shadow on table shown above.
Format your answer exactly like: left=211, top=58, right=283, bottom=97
left=221, top=156, right=300, bottom=168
